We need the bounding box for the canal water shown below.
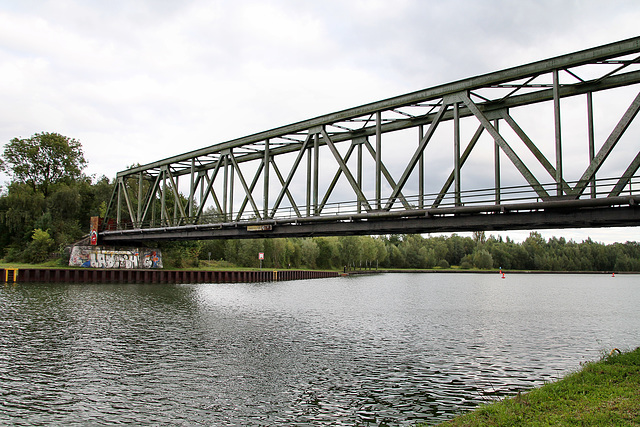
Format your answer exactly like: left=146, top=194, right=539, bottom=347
left=1, top=273, right=638, bottom=425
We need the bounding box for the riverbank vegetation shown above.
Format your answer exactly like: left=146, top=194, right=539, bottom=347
left=1, top=132, right=639, bottom=271
left=435, top=347, right=640, bottom=426
left=193, top=232, right=640, bottom=272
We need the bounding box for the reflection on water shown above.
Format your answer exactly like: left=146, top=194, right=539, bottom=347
left=1, top=273, right=638, bottom=425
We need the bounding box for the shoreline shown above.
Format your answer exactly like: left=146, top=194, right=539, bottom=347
left=346, top=269, right=631, bottom=275
left=433, top=347, right=640, bottom=426
left=2, top=265, right=636, bottom=283
left=0, top=267, right=338, bottom=284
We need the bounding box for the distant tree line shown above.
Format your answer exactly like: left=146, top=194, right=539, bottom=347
left=192, top=231, right=640, bottom=272
left=0, top=132, right=638, bottom=272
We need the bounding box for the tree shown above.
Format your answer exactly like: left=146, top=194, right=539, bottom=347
left=23, top=228, right=56, bottom=263
left=298, top=238, right=319, bottom=268
left=399, top=234, right=426, bottom=268
left=1, top=132, right=88, bottom=196
left=473, top=249, right=494, bottom=269
left=0, top=182, right=46, bottom=235
left=314, top=236, right=340, bottom=269
left=472, top=231, right=486, bottom=247
left=338, top=236, right=363, bottom=268
left=237, top=239, right=265, bottom=268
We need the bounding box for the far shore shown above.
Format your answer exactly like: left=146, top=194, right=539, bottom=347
left=0, top=261, right=635, bottom=276
left=346, top=268, right=631, bottom=275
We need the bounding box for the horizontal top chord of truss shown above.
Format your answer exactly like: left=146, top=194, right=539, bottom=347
left=103, top=36, right=640, bottom=237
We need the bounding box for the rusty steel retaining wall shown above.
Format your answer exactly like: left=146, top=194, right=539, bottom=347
left=0, top=268, right=339, bottom=284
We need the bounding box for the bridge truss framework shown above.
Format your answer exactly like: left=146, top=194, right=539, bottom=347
left=102, top=37, right=640, bottom=242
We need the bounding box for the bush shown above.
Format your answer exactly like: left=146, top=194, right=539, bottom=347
left=460, top=261, right=473, bottom=269
left=473, top=249, right=494, bottom=269
left=3, top=246, right=23, bottom=263
left=160, top=241, right=202, bottom=269
left=23, top=228, right=56, bottom=263
left=438, top=259, right=450, bottom=269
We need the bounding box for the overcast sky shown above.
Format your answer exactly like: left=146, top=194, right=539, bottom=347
left=1, top=0, right=639, bottom=244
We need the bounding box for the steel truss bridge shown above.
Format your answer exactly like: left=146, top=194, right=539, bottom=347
left=102, top=37, right=640, bottom=243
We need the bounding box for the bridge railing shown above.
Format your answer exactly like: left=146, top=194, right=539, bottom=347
left=103, top=175, right=639, bottom=231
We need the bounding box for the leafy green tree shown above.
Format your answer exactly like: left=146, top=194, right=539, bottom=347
left=265, top=238, right=295, bottom=268
left=0, top=182, right=46, bottom=236
left=339, top=236, right=363, bottom=268
left=473, top=249, right=494, bottom=269
left=358, top=236, right=381, bottom=268
left=447, top=234, right=475, bottom=265
left=472, top=231, right=486, bottom=247
left=298, top=238, right=319, bottom=268
left=419, top=246, right=437, bottom=268
left=431, top=237, right=450, bottom=264
left=160, top=241, right=202, bottom=268
left=199, top=239, right=227, bottom=261
left=1, top=132, right=87, bottom=197
left=523, top=231, right=546, bottom=269
left=386, top=243, right=404, bottom=268
left=237, top=239, right=265, bottom=268
left=23, top=228, right=56, bottom=263
left=460, top=254, right=474, bottom=269
left=314, top=236, right=340, bottom=269
left=85, top=175, right=114, bottom=219
left=437, top=259, right=450, bottom=269
left=399, top=234, right=426, bottom=268
left=372, top=237, right=388, bottom=266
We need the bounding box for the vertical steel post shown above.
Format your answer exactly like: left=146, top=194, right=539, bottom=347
left=419, top=125, right=424, bottom=209
left=137, top=172, right=143, bottom=227
left=152, top=183, right=157, bottom=227
left=264, top=139, right=270, bottom=218
left=306, top=144, right=312, bottom=217
left=173, top=175, right=179, bottom=225
left=199, top=172, right=205, bottom=214
left=587, top=92, right=596, bottom=198
left=494, top=119, right=501, bottom=205
left=229, top=150, right=234, bottom=221
left=376, top=111, right=382, bottom=210
left=313, top=132, right=319, bottom=215
left=223, top=154, right=228, bottom=221
left=553, top=69, right=563, bottom=196
left=161, top=169, right=166, bottom=226
left=189, top=159, right=195, bottom=219
left=116, top=180, right=122, bottom=227
left=454, top=102, right=461, bottom=206
left=357, top=139, right=363, bottom=214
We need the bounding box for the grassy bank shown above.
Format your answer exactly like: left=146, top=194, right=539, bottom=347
left=432, top=347, right=640, bottom=426
left=0, top=259, right=340, bottom=272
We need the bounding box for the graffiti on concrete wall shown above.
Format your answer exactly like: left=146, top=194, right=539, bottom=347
left=69, top=246, right=163, bottom=269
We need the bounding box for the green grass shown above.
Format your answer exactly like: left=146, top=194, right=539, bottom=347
left=0, top=260, right=67, bottom=268
left=433, top=347, right=640, bottom=426
left=0, top=259, right=339, bottom=272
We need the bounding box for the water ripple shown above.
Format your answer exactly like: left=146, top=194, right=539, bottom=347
left=1, top=274, right=639, bottom=425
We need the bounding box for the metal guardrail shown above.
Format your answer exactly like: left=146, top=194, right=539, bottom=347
left=102, top=176, right=639, bottom=233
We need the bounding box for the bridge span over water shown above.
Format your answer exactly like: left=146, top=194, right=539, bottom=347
left=102, top=37, right=640, bottom=243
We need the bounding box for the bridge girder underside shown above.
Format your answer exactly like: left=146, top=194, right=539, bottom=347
left=103, top=202, right=640, bottom=243
left=102, top=37, right=640, bottom=242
